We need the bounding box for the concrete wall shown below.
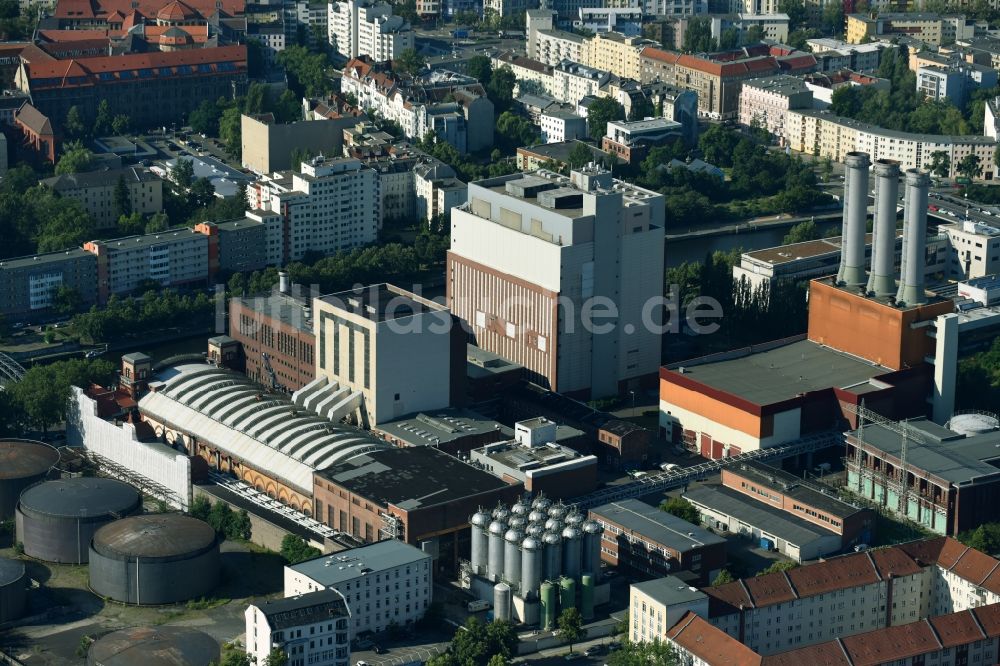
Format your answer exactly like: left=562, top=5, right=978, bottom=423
left=67, top=386, right=191, bottom=510
left=242, top=115, right=363, bottom=174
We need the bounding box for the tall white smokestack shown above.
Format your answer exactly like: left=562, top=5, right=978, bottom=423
left=896, top=169, right=930, bottom=307
left=867, top=159, right=900, bottom=297
left=838, top=151, right=871, bottom=288
left=278, top=270, right=290, bottom=295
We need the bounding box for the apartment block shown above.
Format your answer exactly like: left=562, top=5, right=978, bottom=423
left=313, top=283, right=464, bottom=426
left=447, top=166, right=664, bottom=398
left=806, top=38, right=890, bottom=72
left=413, top=160, right=467, bottom=223
left=784, top=108, right=997, bottom=180
left=328, top=0, right=413, bottom=61
left=284, top=540, right=432, bottom=635
left=246, top=156, right=380, bottom=264
left=540, top=107, right=587, bottom=143
left=552, top=60, right=611, bottom=107
left=739, top=75, right=813, bottom=141
left=245, top=590, right=351, bottom=666
left=0, top=249, right=98, bottom=320
left=585, top=31, right=651, bottom=81
left=40, top=167, right=163, bottom=231
left=602, top=117, right=684, bottom=164
left=573, top=7, right=643, bottom=36
left=528, top=11, right=590, bottom=67
left=845, top=12, right=984, bottom=45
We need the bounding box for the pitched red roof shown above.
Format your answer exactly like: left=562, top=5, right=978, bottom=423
left=54, top=0, right=243, bottom=21
left=743, top=572, right=796, bottom=606
left=667, top=613, right=762, bottom=666
left=787, top=551, right=881, bottom=597
left=156, top=0, right=197, bottom=20
left=929, top=610, right=986, bottom=647
left=840, top=620, right=941, bottom=666
left=761, top=640, right=851, bottom=666
left=950, top=546, right=1000, bottom=586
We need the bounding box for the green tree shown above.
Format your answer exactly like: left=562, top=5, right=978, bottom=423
left=607, top=638, right=677, bottom=666
left=682, top=16, right=714, bottom=52
left=113, top=174, right=132, bottom=219
left=697, top=124, right=740, bottom=168
left=278, top=45, right=332, bottom=97
left=745, top=25, right=765, bottom=42
left=280, top=534, right=321, bottom=564
left=396, top=48, right=426, bottom=76
left=145, top=212, right=170, bottom=233
left=711, top=569, right=735, bottom=587
left=467, top=55, right=492, bottom=85
left=958, top=154, right=983, bottom=180
left=659, top=497, right=701, bottom=525
left=782, top=220, right=820, bottom=244
left=930, top=150, right=951, bottom=179
left=52, top=285, right=83, bottom=316
left=778, top=0, right=807, bottom=28
left=218, top=650, right=252, bottom=666
left=172, top=158, right=195, bottom=188
left=718, top=27, right=739, bottom=50
left=65, top=105, right=87, bottom=140
left=55, top=141, right=93, bottom=175
left=189, top=99, right=223, bottom=136
left=190, top=494, right=212, bottom=521
left=487, top=655, right=507, bottom=666
left=960, top=523, right=1000, bottom=555
left=264, top=648, right=289, bottom=666
left=587, top=96, right=626, bottom=141
left=94, top=99, right=113, bottom=136
left=487, top=66, right=517, bottom=113
left=557, top=607, right=585, bottom=652
left=757, top=560, right=799, bottom=576
left=496, top=111, right=538, bottom=151
left=219, top=106, right=242, bottom=157
left=111, top=113, right=130, bottom=136
left=8, top=358, right=115, bottom=434
left=568, top=141, right=594, bottom=168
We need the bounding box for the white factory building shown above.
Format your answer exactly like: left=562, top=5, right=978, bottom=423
left=447, top=165, right=664, bottom=398
left=284, top=540, right=432, bottom=635
left=246, top=589, right=352, bottom=666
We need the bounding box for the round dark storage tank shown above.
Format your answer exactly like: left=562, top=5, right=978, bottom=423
left=89, top=515, right=220, bottom=605
left=16, top=478, right=142, bottom=564
left=0, top=557, right=27, bottom=624
left=87, top=626, right=220, bottom=666
left=0, top=439, right=59, bottom=520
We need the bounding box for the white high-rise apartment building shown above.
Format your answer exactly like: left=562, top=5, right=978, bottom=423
left=447, top=166, right=665, bottom=398
left=246, top=157, right=380, bottom=264
left=328, top=0, right=414, bottom=60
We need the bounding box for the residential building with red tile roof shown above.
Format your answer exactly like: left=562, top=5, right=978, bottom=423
left=631, top=536, right=1000, bottom=666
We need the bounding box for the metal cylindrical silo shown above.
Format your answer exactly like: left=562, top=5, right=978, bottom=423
left=532, top=495, right=552, bottom=513
left=897, top=168, right=931, bottom=306
left=838, top=151, right=871, bottom=287
left=89, top=515, right=220, bottom=605
left=16, top=478, right=142, bottom=564
left=540, top=581, right=556, bottom=630
left=470, top=508, right=491, bottom=575
left=559, top=576, right=576, bottom=611
left=526, top=522, right=545, bottom=538
left=504, top=528, right=523, bottom=588
left=543, top=531, right=562, bottom=581
left=582, top=520, right=602, bottom=575
left=0, top=557, right=27, bottom=624
left=548, top=502, right=568, bottom=521
left=867, top=159, right=900, bottom=297
left=488, top=519, right=507, bottom=582
left=521, top=536, right=542, bottom=599
left=511, top=499, right=530, bottom=517
left=544, top=517, right=563, bottom=533
left=561, top=525, right=582, bottom=579
left=493, top=583, right=512, bottom=623
left=509, top=515, right=526, bottom=532
left=528, top=509, right=547, bottom=524
left=564, top=511, right=584, bottom=528
left=0, top=439, right=59, bottom=520
left=87, top=626, right=221, bottom=666
left=580, top=573, right=595, bottom=620
left=492, top=505, right=510, bottom=523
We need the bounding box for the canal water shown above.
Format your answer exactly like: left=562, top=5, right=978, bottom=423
left=665, top=218, right=843, bottom=268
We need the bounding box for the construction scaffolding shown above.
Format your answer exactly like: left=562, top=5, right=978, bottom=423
left=80, top=448, right=185, bottom=510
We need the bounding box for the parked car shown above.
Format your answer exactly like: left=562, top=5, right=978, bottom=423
left=373, top=645, right=386, bottom=654
left=467, top=599, right=491, bottom=612
left=585, top=645, right=605, bottom=656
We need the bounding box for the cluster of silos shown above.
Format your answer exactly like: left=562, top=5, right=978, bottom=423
left=839, top=152, right=931, bottom=307
left=15, top=478, right=142, bottom=564
left=0, top=439, right=59, bottom=520
left=469, top=494, right=603, bottom=627
left=88, top=514, right=220, bottom=605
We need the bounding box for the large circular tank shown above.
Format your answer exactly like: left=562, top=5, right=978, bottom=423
left=487, top=519, right=507, bottom=582
left=548, top=503, right=568, bottom=521
left=470, top=509, right=491, bottom=575
left=947, top=412, right=1000, bottom=436
left=493, top=582, right=512, bottom=623
left=561, top=525, right=582, bottom=579
left=87, top=626, right=220, bottom=666
left=504, top=528, right=523, bottom=588
left=580, top=573, right=595, bottom=620
left=532, top=495, right=552, bottom=513
left=540, top=580, right=556, bottom=630
left=16, top=478, right=142, bottom=564
left=542, top=531, right=562, bottom=581
left=521, top=536, right=542, bottom=599
left=582, top=520, right=602, bottom=575
left=560, top=576, right=576, bottom=611
left=526, top=522, right=545, bottom=538
left=0, top=439, right=59, bottom=520
left=528, top=509, right=547, bottom=523
left=0, top=557, right=27, bottom=624
left=89, top=515, right=220, bottom=605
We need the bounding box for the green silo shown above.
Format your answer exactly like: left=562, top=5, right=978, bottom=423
left=559, top=576, right=576, bottom=611
left=580, top=573, right=595, bottom=620
left=541, top=580, right=557, bottom=630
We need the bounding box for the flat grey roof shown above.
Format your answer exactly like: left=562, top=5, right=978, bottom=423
left=0, top=248, right=95, bottom=269
left=729, top=461, right=862, bottom=518
left=318, top=284, right=444, bottom=322
left=631, top=575, right=706, bottom=607
left=666, top=339, right=890, bottom=406
left=376, top=408, right=512, bottom=445
left=233, top=290, right=314, bottom=334
left=854, top=420, right=1000, bottom=485
left=683, top=485, right=838, bottom=547
left=95, top=228, right=207, bottom=252
left=792, top=108, right=996, bottom=144
left=590, top=498, right=725, bottom=553
left=289, top=539, right=430, bottom=587
left=216, top=217, right=265, bottom=232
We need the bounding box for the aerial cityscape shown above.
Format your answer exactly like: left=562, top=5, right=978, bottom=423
left=4, top=0, right=1000, bottom=663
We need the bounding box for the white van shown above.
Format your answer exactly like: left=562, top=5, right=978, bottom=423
left=660, top=463, right=680, bottom=472
left=468, top=600, right=491, bottom=612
